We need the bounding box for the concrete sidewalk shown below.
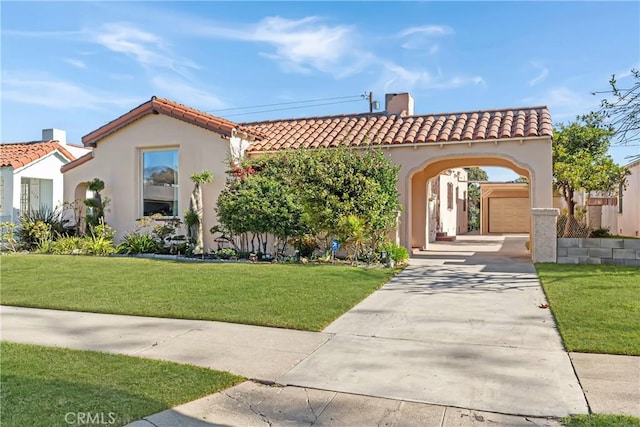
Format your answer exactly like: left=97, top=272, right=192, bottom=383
left=127, top=381, right=563, bottom=427
left=1, top=305, right=638, bottom=425
left=280, top=236, right=589, bottom=417
left=0, top=305, right=330, bottom=382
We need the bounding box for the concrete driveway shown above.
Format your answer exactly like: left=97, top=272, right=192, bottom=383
left=280, top=235, right=589, bottom=417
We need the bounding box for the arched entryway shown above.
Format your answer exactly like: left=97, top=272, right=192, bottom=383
left=409, top=156, right=533, bottom=251
left=387, top=136, right=557, bottom=262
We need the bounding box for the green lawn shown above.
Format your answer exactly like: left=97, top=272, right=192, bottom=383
left=1, top=254, right=400, bottom=331
left=536, top=264, right=640, bottom=356
left=562, top=414, right=640, bottom=427
left=0, top=341, right=243, bottom=427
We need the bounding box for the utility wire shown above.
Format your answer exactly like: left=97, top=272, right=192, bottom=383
left=206, top=94, right=365, bottom=113
left=223, top=98, right=367, bottom=118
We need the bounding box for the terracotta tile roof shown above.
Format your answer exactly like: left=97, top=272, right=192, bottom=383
left=243, top=106, right=552, bottom=152
left=0, top=141, right=75, bottom=169
left=82, top=96, right=263, bottom=147
left=60, top=151, right=94, bottom=173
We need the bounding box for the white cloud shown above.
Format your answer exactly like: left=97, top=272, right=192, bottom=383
left=382, top=62, right=485, bottom=92
left=397, top=25, right=453, bottom=51
left=528, top=62, right=549, bottom=86
left=196, top=16, right=370, bottom=78
left=397, top=25, right=454, bottom=38
left=1, top=71, right=139, bottom=111
left=91, top=22, right=200, bottom=75
left=64, top=58, right=87, bottom=69
left=150, top=76, right=226, bottom=110
left=522, top=86, right=599, bottom=121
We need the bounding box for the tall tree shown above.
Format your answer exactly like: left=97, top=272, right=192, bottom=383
left=464, top=167, right=488, bottom=231
left=187, top=170, right=213, bottom=254
left=597, top=69, right=640, bottom=155
left=553, top=113, right=630, bottom=235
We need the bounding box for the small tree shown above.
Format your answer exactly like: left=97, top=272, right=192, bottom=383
left=464, top=167, right=488, bottom=231
left=553, top=113, right=630, bottom=236
left=337, top=215, right=367, bottom=266
left=84, top=178, right=107, bottom=233
left=187, top=170, right=213, bottom=255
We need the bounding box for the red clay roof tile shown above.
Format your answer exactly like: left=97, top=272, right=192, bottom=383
left=0, top=141, right=75, bottom=169
left=60, top=151, right=94, bottom=173
left=241, top=105, right=552, bottom=153
left=82, top=97, right=264, bottom=146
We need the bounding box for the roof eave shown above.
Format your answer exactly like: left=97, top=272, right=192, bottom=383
left=247, top=134, right=552, bottom=155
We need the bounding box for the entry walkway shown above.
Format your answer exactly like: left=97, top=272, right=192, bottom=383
left=280, top=235, right=589, bottom=417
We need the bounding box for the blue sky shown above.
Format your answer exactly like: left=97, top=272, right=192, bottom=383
left=2, top=1, right=639, bottom=180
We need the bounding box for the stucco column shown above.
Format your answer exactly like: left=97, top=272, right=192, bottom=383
left=531, top=208, right=559, bottom=263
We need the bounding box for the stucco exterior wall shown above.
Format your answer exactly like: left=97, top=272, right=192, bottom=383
left=429, top=169, right=468, bottom=239
left=389, top=137, right=553, bottom=251
left=0, top=167, right=14, bottom=223
left=618, top=162, right=639, bottom=237
left=2, top=153, right=69, bottom=223
left=63, top=114, right=241, bottom=250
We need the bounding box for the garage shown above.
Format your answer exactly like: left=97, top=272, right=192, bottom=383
left=488, top=197, right=530, bottom=233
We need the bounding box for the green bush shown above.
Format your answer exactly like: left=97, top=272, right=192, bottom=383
left=117, top=233, right=159, bottom=254
left=589, top=227, right=612, bottom=238
left=82, top=220, right=115, bottom=256
left=52, top=236, right=84, bottom=254
left=17, top=208, right=72, bottom=250
left=216, top=248, right=237, bottom=259
left=380, top=242, right=409, bottom=265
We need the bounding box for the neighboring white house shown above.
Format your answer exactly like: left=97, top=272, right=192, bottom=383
left=0, top=129, right=89, bottom=223
left=428, top=169, right=468, bottom=241
left=595, top=159, right=640, bottom=237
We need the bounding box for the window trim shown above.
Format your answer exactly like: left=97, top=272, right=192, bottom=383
left=140, top=147, right=179, bottom=218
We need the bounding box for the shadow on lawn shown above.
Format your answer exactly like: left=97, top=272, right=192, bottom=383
left=1, top=374, right=167, bottom=427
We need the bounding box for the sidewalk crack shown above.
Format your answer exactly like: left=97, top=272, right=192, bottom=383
left=132, top=328, right=201, bottom=355
left=222, top=391, right=272, bottom=426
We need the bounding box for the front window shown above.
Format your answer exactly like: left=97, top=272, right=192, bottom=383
left=142, top=149, right=178, bottom=217
left=447, top=182, right=454, bottom=210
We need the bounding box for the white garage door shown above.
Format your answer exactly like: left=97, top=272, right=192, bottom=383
left=489, top=198, right=530, bottom=233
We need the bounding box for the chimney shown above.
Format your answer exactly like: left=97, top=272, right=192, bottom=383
left=42, top=128, right=66, bottom=145
left=385, top=93, right=414, bottom=117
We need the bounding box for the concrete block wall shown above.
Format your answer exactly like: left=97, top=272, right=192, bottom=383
left=557, top=238, right=640, bottom=265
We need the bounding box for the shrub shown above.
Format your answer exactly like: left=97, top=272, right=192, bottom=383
left=216, top=248, right=237, bottom=259
left=83, top=220, right=115, bottom=256
left=380, top=242, right=409, bottom=265
left=1, top=222, right=18, bottom=251
left=117, top=233, right=159, bottom=254
left=17, top=208, right=71, bottom=250
left=52, top=236, right=84, bottom=254
left=288, top=235, right=319, bottom=258
left=589, top=227, right=612, bottom=238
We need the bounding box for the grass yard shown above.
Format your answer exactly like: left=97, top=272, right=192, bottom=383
left=1, top=254, right=400, bottom=331
left=0, top=341, right=243, bottom=427
left=562, top=414, right=640, bottom=427
left=536, top=264, right=640, bottom=356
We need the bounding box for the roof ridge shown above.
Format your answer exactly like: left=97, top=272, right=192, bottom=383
left=404, top=105, right=550, bottom=119
left=82, top=96, right=263, bottom=146
left=152, top=96, right=242, bottom=126
left=242, top=105, right=549, bottom=126
left=1, top=139, right=55, bottom=145
left=242, top=111, right=387, bottom=125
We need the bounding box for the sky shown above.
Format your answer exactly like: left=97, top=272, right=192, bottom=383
left=2, top=1, right=639, bottom=181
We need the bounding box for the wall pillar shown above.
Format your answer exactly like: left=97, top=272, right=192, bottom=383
left=531, top=208, right=559, bottom=263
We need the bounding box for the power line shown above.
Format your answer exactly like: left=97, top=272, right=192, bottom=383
left=223, top=98, right=367, bottom=118
left=206, top=94, right=366, bottom=113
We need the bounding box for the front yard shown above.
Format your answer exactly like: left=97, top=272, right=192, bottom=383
left=0, top=342, right=243, bottom=427
left=536, top=264, right=640, bottom=356
left=1, top=254, right=400, bottom=331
